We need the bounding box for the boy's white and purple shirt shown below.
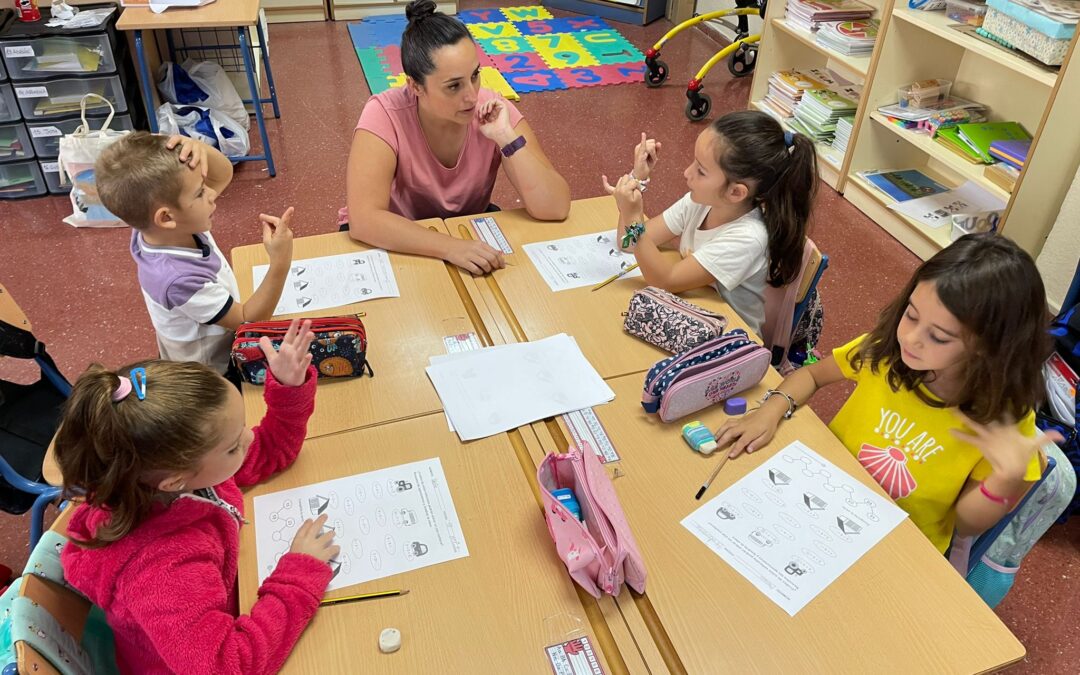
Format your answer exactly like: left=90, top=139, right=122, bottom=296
left=130, top=230, right=239, bottom=373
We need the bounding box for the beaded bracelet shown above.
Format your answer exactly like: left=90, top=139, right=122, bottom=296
left=621, top=221, right=646, bottom=249
left=630, top=170, right=650, bottom=193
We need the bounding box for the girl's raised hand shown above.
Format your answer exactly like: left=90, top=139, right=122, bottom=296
left=259, top=318, right=315, bottom=387
left=950, top=412, right=1061, bottom=481
left=602, top=174, right=643, bottom=218
left=633, top=132, right=661, bottom=181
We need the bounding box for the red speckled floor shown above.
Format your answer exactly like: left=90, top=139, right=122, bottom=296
left=1, top=2, right=1075, bottom=670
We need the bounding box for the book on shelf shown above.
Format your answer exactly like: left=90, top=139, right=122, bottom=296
left=832, top=116, right=855, bottom=153
left=763, top=68, right=835, bottom=120
left=815, top=18, right=880, bottom=56
left=955, top=122, right=1031, bottom=163
left=988, top=139, right=1031, bottom=169
left=935, top=127, right=987, bottom=164
left=876, top=96, right=985, bottom=122
left=857, top=169, right=950, bottom=202
left=785, top=0, right=874, bottom=32
left=985, top=162, right=1021, bottom=193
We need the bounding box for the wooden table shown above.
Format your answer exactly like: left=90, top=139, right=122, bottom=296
left=528, top=373, right=1027, bottom=674
left=237, top=413, right=633, bottom=673
left=445, top=197, right=735, bottom=380
left=117, top=0, right=281, bottom=175
left=231, top=227, right=504, bottom=439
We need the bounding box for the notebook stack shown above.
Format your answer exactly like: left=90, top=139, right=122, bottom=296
left=832, top=116, right=855, bottom=153
left=761, top=69, right=834, bottom=119
left=935, top=121, right=1031, bottom=165
left=785, top=0, right=874, bottom=32
left=815, top=18, right=880, bottom=55
left=790, top=88, right=859, bottom=144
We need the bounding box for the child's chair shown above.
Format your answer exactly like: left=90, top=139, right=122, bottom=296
left=947, top=442, right=1076, bottom=607
left=0, top=505, right=117, bottom=674
left=0, top=284, right=70, bottom=550
left=762, top=239, right=829, bottom=368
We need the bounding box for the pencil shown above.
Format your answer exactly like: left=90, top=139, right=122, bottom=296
left=695, top=453, right=732, bottom=500
left=320, top=589, right=409, bottom=607
left=591, top=263, right=639, bottom=292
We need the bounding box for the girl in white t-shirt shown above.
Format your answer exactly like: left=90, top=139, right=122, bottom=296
left=603, top=111, right=818, bottom=336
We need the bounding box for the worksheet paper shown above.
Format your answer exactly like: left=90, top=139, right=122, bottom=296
left=253, top=458, right=468, bottom=592
left=524, top=230, right=642, bottom=291
left=252, top=250, right=399, bottom=317
left=888, top=182, right=1005, bottom=230
left=426, top=334, right=615, bottom=441
left=682, top=442, right=907, bottom=616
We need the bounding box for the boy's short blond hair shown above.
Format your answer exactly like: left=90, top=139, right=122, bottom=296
left=95, top=132, right=187, bottom=230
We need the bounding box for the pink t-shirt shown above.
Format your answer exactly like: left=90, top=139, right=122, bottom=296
left=342, top=87, right=524, bottom=222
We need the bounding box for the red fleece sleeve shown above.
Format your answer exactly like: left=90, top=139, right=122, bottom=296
left=235, top=366, right=317, bottom=487
left=117, top=541, right=332, bottom=675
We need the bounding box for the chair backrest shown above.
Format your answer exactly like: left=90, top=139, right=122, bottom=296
left=762, top=239, right=825, bottom=358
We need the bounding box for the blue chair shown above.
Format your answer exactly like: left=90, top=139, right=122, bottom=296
left=1, top=285, right=70, bottom=551
left=764, top=240, right=830, bottom=367
left=792, top=252, right=829, bottom=335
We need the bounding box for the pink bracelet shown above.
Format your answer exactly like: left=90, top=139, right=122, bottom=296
left=979, top=481, right=1013, bottom=507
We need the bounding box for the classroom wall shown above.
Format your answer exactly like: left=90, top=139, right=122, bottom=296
left=1036, top=167, right=1080, bottom=312
left=695, top=0, right=763, bottom=40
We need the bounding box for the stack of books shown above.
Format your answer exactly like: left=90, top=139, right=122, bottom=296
left=791, top=88, right=859, bottom=144
left=857, top=169, right=950, bottom=203
left=785, top=0, right=874, bottom=32
left=832, top=116, right=855, bottom=153
left=0, top=132, right=26, bottom=160
left=815, top=18, right=880, bottom=56
left=935, top=121, right=1031, bottom=165
left=761, top=69, right=834, bottom=119
left=0, top=165, right=37, bottom=197
left=988, top=139, right=1031, bottom=170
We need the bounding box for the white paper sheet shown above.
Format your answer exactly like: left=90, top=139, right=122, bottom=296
left=682, top=441, right=907, bottom=616
left=524, top=230, right=642, bottom=292
left=888, top=182, right=1006, bottom=230
left=253, top=458, right=468, bottom=591
left=252, top=250, right=399, bottom=317
left=425, top=334, right=615, bottom=441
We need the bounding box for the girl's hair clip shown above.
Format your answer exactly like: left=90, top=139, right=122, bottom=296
left=130, top=367, right=147, bottom=401
left=783, top=130, right=795, bottom=149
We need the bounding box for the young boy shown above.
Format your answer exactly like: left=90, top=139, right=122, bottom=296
left=96, top=132, right=294, bottom=374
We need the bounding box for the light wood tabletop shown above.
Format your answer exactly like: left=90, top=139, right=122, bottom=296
left=116, top=0, right=261, bottom=30
left=530, top=373, right=1026, bottom=674
left=445, top=197, right=738, bottom=380
left=231, top=227, right=499, bottom=439
left=0, top=283, right=31, bottom=334
left=237, top=413, right=632, bottom=674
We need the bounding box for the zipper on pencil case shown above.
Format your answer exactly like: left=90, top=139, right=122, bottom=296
left=650, top=340, right=749, bottom=399
left=640, top=287, right=727, bottom=332
left=570, top=452, right=621, bottom=592
left=644, top=330, right=748, bottom=392
left=647, top=336, right=750, bottom=397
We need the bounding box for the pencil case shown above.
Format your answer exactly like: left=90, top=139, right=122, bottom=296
left=642, top=330, right=770, bottom=423
left=623, top=286, right=727, bottom=354
left=230, top=316, right=374, bottom=384
left=537, top=447, right=647, bottom=598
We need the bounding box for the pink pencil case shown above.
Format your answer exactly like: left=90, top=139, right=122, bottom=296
left=642, top=329, right=770, bottom=422
left=537, top=447, right=647, bottom=598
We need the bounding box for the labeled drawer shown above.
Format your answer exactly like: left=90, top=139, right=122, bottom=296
left=0, top=159, right=47, bottom=199
left=1, top=34, right=118, bottom=80
left=0, top=121, right=33, bottom=162
left=12, top=74, right=128, bottom=120
left=26, top=112, right=134, bottom=158
left=40, top=159, right=71, bottom=194
left=0, top=82, right=18, bottom=123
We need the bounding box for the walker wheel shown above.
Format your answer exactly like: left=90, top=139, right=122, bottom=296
left=685, top=92, right=712, bottom=122
left=645, top=59, right=669, bottom=88
left=728, top=45, right=758, bottom=78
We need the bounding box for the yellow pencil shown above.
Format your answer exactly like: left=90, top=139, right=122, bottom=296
left=591, top=263, right=639, bottom=292
left=320, top=589, right=409, bottom=607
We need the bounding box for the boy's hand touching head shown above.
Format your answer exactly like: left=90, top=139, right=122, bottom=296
left=165, top=135, right=209, bottom=178
left=260, top=207, right=295, bottom=266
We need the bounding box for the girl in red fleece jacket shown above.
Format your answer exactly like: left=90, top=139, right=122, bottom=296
left=56, top=319, right=339, bottom=675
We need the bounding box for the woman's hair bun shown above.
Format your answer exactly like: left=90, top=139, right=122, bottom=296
left=405, top=0, right=438, bottom=22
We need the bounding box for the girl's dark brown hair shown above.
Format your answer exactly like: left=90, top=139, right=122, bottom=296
left=55, top=360, right=231, bottom=547
left=852, top=233, right=1051, bottom=423
left=711, top=110, right=818, bottom=287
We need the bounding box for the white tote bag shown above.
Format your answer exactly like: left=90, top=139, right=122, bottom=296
left=57, top=94, right=131, bottom=229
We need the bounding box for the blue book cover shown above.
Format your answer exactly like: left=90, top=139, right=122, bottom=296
left=862, top=170, right=949, bottom=202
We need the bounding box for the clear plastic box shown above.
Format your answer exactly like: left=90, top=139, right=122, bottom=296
left=39, top=159, right=71, bottom=195
left=26, top=113, right=134, bottom=158
left=0, top=34, right=118, bottom=80
left=12, top=74, right=128, bottom=121
left=947, top=0, right=988, bottom=27
left=0, top=82, right=18, bottom=123
left=0, top=121, right=33, bottom=162
left=898, top=79, right=953, bottom=109
left=0, top=159, right=47, bottom=199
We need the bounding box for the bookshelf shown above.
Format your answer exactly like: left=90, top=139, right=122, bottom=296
left=749, top=0, right=1080, bottom=260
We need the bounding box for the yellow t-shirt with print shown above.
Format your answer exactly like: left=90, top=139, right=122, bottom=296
left=829, top=335, right=1042, bottom=553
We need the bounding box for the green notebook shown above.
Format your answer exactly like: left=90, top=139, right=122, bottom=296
left=935, top=126, right=984, bottom=164
left=955, top=122, right=1031, bottom=164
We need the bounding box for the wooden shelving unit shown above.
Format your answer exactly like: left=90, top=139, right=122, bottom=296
left=750, top=0, right=1080, bottom=260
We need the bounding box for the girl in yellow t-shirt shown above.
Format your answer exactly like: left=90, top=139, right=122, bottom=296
left=715, top=233, right=1060, bottom=553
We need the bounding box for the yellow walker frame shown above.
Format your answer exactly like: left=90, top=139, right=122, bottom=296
left=644, top=3, right=765, bottom=121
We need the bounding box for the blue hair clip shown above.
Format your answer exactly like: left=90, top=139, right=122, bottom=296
left=130, top=367, right=147, bottom=401
left=783, top=130, right=795, bottom=148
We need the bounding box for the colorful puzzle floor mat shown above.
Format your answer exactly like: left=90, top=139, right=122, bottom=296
left=348, top=6, right=647, bottom=99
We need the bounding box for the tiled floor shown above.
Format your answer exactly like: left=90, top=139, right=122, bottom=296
left=1, top=2, right=1076, bottom=670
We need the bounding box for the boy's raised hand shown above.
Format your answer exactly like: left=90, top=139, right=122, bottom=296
left=633, top=132, right=661, bottom=181
left=259, top=318, right=314, bottom=387
left=165, top=135, right=208, bottom=177
left=261, top=206, right=295, bottom=266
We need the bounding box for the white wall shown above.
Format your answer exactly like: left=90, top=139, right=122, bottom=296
left=1037, top=167, right=1080, bottom=311
left=695, top=0, right=763, bottom=40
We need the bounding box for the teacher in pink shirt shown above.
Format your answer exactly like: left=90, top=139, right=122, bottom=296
left=343, top=0, right=570, bottom=275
